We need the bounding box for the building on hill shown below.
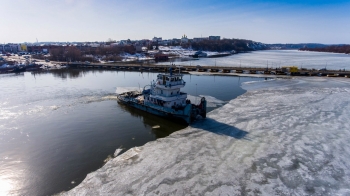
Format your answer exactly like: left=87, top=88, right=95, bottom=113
left=0, top=44, right=19, bottom=53
left=20, top=44, right=27, bottom=52
left=27, top=44, right=61, bottom=53
left=152, top=37, right=162, bottom=43
left=193, top=37, right=209, bottom=42
left=181, top=34, right=188, bottom=44
left=172, top=38, right=181, bottom=45
left=0, top=45, right=4, bottom=53
left=209, top=36, right=220, bottom=41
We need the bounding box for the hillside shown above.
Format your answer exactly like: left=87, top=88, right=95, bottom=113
left=191, top=39, right=268, bottom=52
left=299, top=45, right=350, bottom=54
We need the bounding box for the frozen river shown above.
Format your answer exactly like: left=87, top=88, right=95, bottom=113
left=0, top=70, right=262, bottom=195
left=63, top=77, right=350, bottom=195
left=157, top=50, right=350, bottom=70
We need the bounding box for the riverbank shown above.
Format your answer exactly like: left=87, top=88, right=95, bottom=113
left=62, top=77, right=350, bottom=195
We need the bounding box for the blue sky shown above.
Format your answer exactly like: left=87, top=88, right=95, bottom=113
left=1, top=0, right=349, bottom=44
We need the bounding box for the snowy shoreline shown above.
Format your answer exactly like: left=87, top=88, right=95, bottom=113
left=188, top=71, right=293, bottom=78
left=62, top=77, right=350, bottom=196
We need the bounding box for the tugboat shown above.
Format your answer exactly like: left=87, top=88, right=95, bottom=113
left=117, top=68, right=206, bottom=124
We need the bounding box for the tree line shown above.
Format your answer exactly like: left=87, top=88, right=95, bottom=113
left=47, top=38, right=266, bottom=62
left=191, top=39, right=259, bottom=52
left=49, top=45, right=136, bottom=62
left=299, top=45, right=350, bottom=54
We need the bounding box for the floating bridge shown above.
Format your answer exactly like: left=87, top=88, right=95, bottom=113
left=67, top=62, right=350, bottom=77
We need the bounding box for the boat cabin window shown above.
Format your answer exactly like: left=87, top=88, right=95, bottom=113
left=166, top=77, right=169, bottom=81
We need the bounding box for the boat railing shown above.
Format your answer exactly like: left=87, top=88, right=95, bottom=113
left=155, top=81, right=186, bottom=89
left=151, top=93, right=187, bottom=100
left=156, top=79, right=185, bottom=87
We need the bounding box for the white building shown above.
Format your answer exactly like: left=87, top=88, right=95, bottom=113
left=89, top=43, right=100, bottom=48
left=181, top=34, right=188, bottom=44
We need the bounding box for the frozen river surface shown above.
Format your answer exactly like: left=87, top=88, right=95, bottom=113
left=157, top=50, right=350, bottom=70
left=63, top=77, right=350, bottom=195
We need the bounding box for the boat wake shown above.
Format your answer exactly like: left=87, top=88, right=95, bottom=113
left=0, top=92, right=121, bottom=122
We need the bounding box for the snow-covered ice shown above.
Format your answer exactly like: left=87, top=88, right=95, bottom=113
left=62, top=77, right=350, bottom=196
left=187, top=95, right=225, bottom=107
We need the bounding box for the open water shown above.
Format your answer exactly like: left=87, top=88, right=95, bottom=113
left=0, top=69, right=262, bottom=195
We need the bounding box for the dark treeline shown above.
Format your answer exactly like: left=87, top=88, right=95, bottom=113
left=299, top=45, right=350, bottom=54
left=191, top=39, right=260, bottom=52
left=49, top=45, right=136, bottom=62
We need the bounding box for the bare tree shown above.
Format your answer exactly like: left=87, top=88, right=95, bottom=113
left=66, top=47, right=81, bottom=62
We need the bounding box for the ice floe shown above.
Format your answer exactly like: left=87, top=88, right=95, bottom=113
left=62, top=77, right=350, bottom=196
left=114, top=149, right=123, bottom=157
left=187, top=95, right=225, bottom=107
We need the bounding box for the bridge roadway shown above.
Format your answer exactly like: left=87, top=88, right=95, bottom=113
left=67, top=62, right=350, bottom=77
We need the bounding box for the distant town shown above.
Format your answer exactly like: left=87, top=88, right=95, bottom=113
left=0, top=35, right=271, bottom=63
left=1, top=35, right=250, bottom=54
left=1, top=35, right=347, bottom=56
left=1, top=35, right=348, bottom=71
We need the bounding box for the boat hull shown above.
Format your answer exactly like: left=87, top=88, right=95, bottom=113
left=116, top=91, right=206, bottom=124
left=117, top=96, right=192, bottom=124
left=116, top=72, right=207, bottom=124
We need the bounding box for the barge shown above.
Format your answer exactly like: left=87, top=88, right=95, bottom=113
left=117, top=69, right=206, bottom=124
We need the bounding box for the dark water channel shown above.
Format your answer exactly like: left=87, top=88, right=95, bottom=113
left=0, top=69, right=263, bottom=195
